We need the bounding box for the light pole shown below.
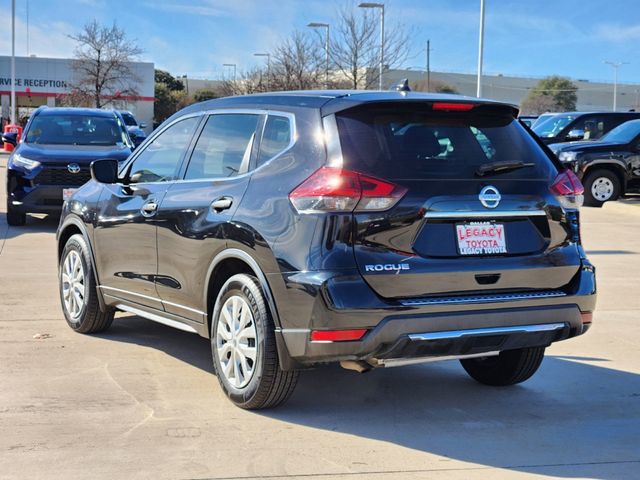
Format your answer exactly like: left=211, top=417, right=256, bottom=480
left=11, top=0, right=16, bottom=124
left=476, top=0, right=485, bottom=97
left=604, top=60, right=629, bottom=111
left=223, top=63, right=237, bottom=82
left=254, top=53, right=271, bottom=90
left=307, top=22, right=330, bottom=89
left=358, top=2, right=384, bottom=90
left=426, top=39, right=432, bottom=91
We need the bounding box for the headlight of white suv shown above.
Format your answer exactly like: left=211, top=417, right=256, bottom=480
left=11, top=153, right=41, bottom=170
left=558, top=151, right=579, bottom=163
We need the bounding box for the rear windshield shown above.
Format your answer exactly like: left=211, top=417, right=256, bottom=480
left=335, top=105, right=557, bottom=180
left=25, top=114, right=128, bottom=146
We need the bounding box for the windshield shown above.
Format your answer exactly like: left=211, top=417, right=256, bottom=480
left=531, top=113, right=555, bottom=129
left=601, top=120, right=640, bottom=143
left=335, top=105, right=556, bottom=181
left=25, top=114, right=127, bottom=146
left=121, top=113, right=138, bottom=126
left=533, top=114, right=576, bottom=138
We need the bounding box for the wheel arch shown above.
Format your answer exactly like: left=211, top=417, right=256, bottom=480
left=57, top=216, right=107, bottom=312
left=583, top=161, right=627, bottom=193
left=204, top=249, right=282, bottom=334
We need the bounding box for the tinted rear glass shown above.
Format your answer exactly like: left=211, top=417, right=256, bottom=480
left=335, top=105, right=557, bottom=180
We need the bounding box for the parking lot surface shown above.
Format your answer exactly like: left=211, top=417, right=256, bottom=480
left=1, top=155, right=639, bottom=480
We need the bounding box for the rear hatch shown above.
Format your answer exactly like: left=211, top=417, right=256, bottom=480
left=332, top=101, right=581, bottom=299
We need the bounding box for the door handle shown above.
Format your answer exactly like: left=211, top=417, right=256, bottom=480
left=141, top=200, right=158, bottom=217
left=211, top=197, right=233, bottom=212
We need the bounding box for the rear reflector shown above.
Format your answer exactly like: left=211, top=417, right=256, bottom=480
left=310, top=329, right=368, bottom=342
left=551, top=169, right=584, bottom=209
left=580, top=312, right=593, bottom=324
left=289, top=167, right=407, bottom=213
left=432, top=102, right=475, bottom=111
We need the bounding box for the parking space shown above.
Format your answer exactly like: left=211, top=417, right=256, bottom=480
left=1, top=154, right=639, bottom=480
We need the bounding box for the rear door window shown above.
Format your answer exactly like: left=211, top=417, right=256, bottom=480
left=184, top=113, right=259, bottom=180
left=335, top=105, right=556, bottom=181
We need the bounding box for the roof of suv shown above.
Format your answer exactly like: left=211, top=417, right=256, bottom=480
left=178, top=90, right=519, bottom=117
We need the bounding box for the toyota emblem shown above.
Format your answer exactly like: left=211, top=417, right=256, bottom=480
left=67, top=163, right=81, bottom=174
left=479, top=185, right=501, bottom=209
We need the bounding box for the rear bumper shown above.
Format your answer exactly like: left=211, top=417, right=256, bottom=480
left=273, top=262, right=596, bottom=368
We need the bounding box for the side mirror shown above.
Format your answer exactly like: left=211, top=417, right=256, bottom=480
left=90, top=159, right=119, bottom=184
left=566, top=129, right=585, bottom=141
left=139, top=122, right=147, bottom=129
left=2, top=132, right=17, bottom=146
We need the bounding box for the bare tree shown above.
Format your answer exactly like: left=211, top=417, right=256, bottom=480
left=68, top=21, right=143, bottom=108
left=270, top=31, right=325, bottom=90
left=330, top=5, right=409, bottom=89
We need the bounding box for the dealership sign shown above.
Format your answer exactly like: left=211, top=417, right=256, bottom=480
left=0, top=77, right=69, bottom=89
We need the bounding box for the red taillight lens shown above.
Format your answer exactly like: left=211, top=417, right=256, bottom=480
left=289, top=167, right=407, bottom=213
left=551, top=169, right=584, bottom=209
left=432, top=102, right=475, bottom=111
left=310, top=329, right=368, bottom=342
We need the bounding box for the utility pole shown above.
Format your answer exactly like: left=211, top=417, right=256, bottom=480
left=11, top=0, right=16, bottom=124
left=254, top=53, right=271, bottom=90
left=223, top=63, right=237, bottom=82
left=476, top=0, right=485, bottom=97
left=604, top=60, right=629, bottom=111
left=426, top=39, right=432, bottom=91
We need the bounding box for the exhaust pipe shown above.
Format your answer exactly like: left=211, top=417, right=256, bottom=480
left=340, top=360, right=372, bottom=373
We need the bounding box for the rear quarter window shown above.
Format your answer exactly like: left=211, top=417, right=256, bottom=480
left=335, top=105, right=557, bottom=181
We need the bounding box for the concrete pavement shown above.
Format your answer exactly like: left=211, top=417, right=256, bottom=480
left=1, top=158, right=639, bottom=479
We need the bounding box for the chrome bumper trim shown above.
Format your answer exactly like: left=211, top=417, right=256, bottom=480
left=377, top=351, right=501, bottom=367
left=400, top=290, right=566, bottom=306
left=424, top=209, right=547, bottom=219
left=408, top=322, right=566, bottom=342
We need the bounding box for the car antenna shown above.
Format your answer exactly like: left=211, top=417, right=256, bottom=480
left=392, top=78, right=411, bottom=93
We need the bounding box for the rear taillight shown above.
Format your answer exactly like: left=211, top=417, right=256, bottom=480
left=551, top=169, right=584, bottom=209
left=289, top=167, right=407, bottom=213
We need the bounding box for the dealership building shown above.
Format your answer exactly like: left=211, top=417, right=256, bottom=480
left=0, top=55, right=154, bottom=132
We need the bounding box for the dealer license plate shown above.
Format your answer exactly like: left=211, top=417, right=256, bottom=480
left=456, top=221, right=507, bottom=255
left=62, top=188, right=78, bottom=202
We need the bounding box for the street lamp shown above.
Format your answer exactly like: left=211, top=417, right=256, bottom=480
left=476, top=0, right=485, bottom=97
left=223, top=63, right=237, bottom=82
left=254, top=53, right=271, bottom=90
left=358, top=2, right=384, bottom=90
left=307, top=22, right=330, bottom=89
left=604, top=60, right=629, bottom=111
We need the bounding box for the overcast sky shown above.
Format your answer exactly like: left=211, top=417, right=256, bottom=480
left=0, top=0, right=639, bottom=84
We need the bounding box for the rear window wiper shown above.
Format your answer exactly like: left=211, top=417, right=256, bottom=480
left=475, top=160, right=535, bottom=177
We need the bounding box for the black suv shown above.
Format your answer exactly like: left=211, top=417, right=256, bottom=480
left=532, top=111, right=640, bottom=145
left=56, top=91, right=596, bottom=409
left=4, top=107, right=133, bottom=225
left=550, top=119, right=640, bottom=206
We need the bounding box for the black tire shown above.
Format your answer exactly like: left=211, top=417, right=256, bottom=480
left=583, top=169, right=621, bottom=207
left=460, top=347, right=545, bottom=386
left=59, top=234, right=114, bottom=333
left=211, top=273, right=298, bottom=409
left=6, top=200, right=26, bottom=226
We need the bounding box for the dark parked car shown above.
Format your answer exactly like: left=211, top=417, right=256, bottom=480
left=119, top=110, right=148, bottom=147
left=4, top=107, right=133, bottom=225
left=533, top=111, right=640, bottom=145
left=56, top=91, right=596, bottom=409
left=550, top=118, right=640, bottom=206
